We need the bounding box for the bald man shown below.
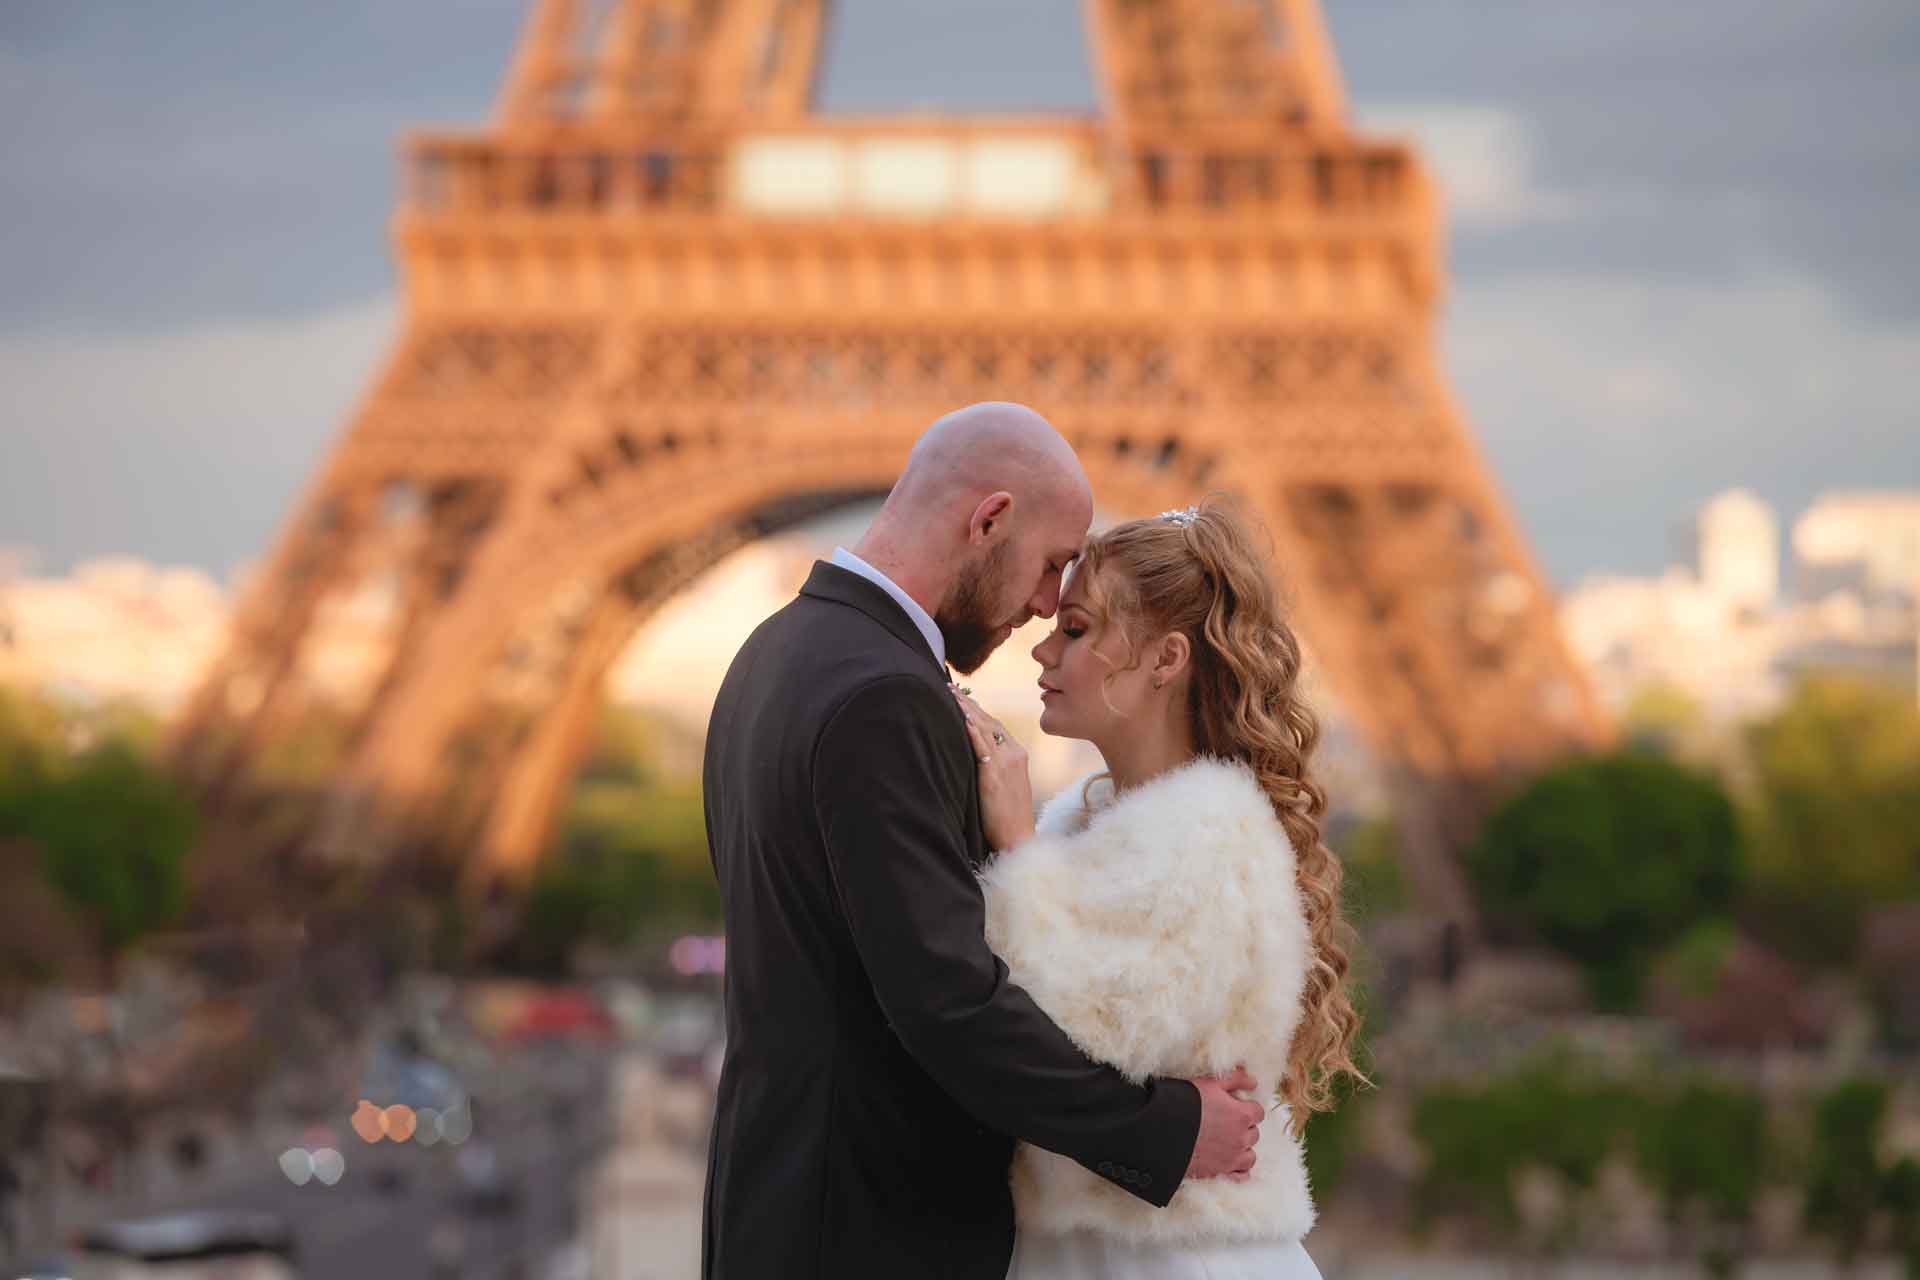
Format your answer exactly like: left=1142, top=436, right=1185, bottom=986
left=701, top=404, right=1265, bottom=1279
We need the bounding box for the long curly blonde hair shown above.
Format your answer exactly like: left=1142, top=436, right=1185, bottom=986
left=1071, top=497, right=1366, bottom=1115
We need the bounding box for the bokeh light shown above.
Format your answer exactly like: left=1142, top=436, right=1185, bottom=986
left=350, top=1099, right=385, bottom=1144
left=379, top=1103, right=417, bottom=1142
left=278, top=1147, right=314, bottom=1187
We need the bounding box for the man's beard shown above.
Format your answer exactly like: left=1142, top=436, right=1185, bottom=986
left=938, top=541, right=1014, bottom=675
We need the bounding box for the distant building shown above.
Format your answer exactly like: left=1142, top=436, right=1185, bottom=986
left=1560, top=567, right=1784, bottom=720
left=1677, top=488, right=1779, bottom=614
left=1567, top=488, right=1919, bottom=722
left=1792, top=491, right=1920, bottom=602
left=0, top=558, right=230, bottom=713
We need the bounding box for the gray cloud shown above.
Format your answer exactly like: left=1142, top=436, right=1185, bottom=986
left=1327, top=0, right=1920, bottom=320
left=0, top=299, right=392, bottom=579
left=0, top=0, right=1914, bottom=587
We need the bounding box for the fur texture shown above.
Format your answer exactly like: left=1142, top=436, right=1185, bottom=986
left=979, top=757, right=1318, bottom=1247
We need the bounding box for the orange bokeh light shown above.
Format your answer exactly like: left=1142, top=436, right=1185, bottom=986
left=350, top=1100, right=385, bottom=1144
left=381, top=1103, right=418, bottom=1142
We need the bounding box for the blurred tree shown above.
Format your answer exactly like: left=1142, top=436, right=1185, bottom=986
left=1743, top=676, right=1920, bottom=966
left=1804, top=1079, right=1890, bottom=1270
left=575, top=700, right=707, bottom=788
left=1862, top=904, right=1920, bottom=1052
left=0, top=686, right=66, bottom=796
left=1302, top=1069, right=1372, bottom=1205
left=1334, top=813, right=1406, bottom=922
left=1634, top=1080, right=1768, bottom=1276
left=514, top=858, right=608, bottom=977
left=568, top=779, right=709, bottom=875
left=1882, top=1156, right=1920, bottom=1279
left=0, top=737, right=197, bottom=963
left=575, top=700, right=662, bottom=788
left=1468, top=751, right=1744, bottom=1008
left=1623, top=680, right=1708, bottom=756
left=1650, top=917, right=1741, bottom=1001
left=1412, top=1054, right=1631, bottom=1238
left=506, top=700, right=718, bottom=972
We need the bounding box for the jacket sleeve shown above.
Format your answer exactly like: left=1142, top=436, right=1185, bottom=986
left=812, top=674, right=1200, bottom=1206
left=981, top=834, right=1253, bottom=1085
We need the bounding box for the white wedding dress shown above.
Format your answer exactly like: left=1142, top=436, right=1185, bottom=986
left=1009, top=1229, right=1324, bottom=1279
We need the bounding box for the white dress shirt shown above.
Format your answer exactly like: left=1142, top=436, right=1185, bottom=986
left=830, top=546, right=947, bottom=669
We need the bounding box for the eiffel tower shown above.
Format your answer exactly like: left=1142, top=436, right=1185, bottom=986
left=170, top=0, right=1607, bottom=933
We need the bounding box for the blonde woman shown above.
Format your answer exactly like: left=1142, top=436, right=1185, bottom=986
left=953, top=500, right=1364, bottom=1280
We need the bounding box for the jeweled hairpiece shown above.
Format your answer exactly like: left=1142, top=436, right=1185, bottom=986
left=1158, top=505, right=1200, bottom=528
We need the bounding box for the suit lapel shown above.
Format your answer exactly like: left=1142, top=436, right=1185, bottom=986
left=799, top=561, right=991, bottom=867
left=799, top=561, right=946, bottom=676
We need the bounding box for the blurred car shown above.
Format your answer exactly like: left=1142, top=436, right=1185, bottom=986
left=10, top=1256, right=82, bottom=1280
left=67, top=1208, right=299, bottom=1277
left=356, top=1037, right=466, bottom=1115
left=502, top=989, right=613, bottom=1044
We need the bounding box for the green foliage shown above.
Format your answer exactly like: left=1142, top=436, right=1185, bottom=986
left=1629, top=1079, right=1769, bottom=1277
left=1743, top=676, right=1920, bottom=965
left=1302, top=1070, right=1370, bottom=1201
left=1882, top=1157, right=1920, bottom=1279
left=1803, top=1079, right=1888, bottom=1266
left=1623, top=680, right=1708, bottom=756
left=0, top=737, right=197, bottom=954
left=575, top=702, right=664, bottom=787
left=1469, top=751, right=1744, bottom=1008
left=1406, top=1056, right=1916, bottom=1267
left=1337, top=815, right=1406, bottom=921
left=1412, top=1056, right=1779, bottom=1271
left=1411, top=1055, right=1633, bottom=1231
left=1649, top=915, right=1742, bottom=1000
left=508, top=703, right=718, bottom=973
left=1635, top=1080, right=1767, bottom=1227
left=0, top=686, right=67, bottom=796
left=567, top=779, right=711, bottom=878
left=574, top=701, right=706, bottom=790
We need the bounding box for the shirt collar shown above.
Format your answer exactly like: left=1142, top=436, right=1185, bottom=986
left=830, top=546, right=947, bottom=669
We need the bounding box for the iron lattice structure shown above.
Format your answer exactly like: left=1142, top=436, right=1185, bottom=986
left=171, top=0, right=1607, bottom=930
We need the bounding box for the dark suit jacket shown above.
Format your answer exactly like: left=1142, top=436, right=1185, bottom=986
left=700, top=561, right=1201, bottom=1279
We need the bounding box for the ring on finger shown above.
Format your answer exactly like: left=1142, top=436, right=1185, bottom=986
left=991, top=730, right=1007, bottom=745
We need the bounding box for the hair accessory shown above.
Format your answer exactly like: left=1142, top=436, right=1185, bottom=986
left=1158, top=505, right=1200, bottom=528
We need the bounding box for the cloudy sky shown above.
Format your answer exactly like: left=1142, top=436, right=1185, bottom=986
left=2, top=1, right=1915, bottom=588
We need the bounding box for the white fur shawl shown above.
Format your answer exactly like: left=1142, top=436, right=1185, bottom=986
left=979, top=757, right=1317, bottom=1247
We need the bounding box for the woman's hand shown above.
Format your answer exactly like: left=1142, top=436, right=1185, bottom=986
left=951, top=687, right=1036, bottom=852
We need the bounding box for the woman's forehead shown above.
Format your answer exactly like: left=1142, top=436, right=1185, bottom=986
left=1059, top=564, right=1091, bottom=609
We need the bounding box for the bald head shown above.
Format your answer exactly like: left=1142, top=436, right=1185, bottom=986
left=853, top=402, right=1096, bottom=672
left=888, top=401, right=1091, bottom=518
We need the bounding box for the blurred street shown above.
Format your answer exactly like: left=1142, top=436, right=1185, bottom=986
left=2, top=973, right=721, bottom=1280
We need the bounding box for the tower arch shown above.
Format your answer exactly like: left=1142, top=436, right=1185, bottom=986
left=172, top=0, right=1610, bottom=938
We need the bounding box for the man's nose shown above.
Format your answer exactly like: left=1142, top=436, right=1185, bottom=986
left=1029, top=582, right=1060, bottom=620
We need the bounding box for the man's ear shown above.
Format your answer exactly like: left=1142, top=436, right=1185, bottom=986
left=969, top=491, right=1014, bottom=545
left=1153, top=632, right=1192, bottom=687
